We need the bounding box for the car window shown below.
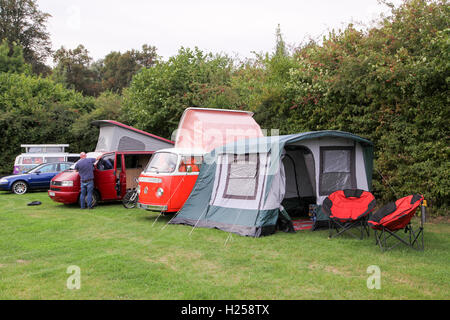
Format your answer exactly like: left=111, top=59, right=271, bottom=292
left=58, top=163, right=71, bottom=171
left=45, top=157, right=65, bottom=163
left=38, top=164, right=57, bottom=173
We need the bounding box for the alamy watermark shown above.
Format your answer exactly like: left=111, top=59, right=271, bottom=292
left=66, top=265, right=81, bottom=290
left=366, top=265, right=381, bottom=290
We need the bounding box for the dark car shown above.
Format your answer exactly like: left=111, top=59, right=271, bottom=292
left=0, top=162, right=74, bottom=194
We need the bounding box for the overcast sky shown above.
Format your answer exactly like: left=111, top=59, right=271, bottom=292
left=38, top=0, right=404, bottom=62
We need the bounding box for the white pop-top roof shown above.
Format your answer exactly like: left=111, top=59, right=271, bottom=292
left=174, top=107, right=263, bottom=152
left=21, top=144, right=70, bottom=153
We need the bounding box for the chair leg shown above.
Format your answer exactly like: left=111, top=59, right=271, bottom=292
left=375, top=223, right=424, bottom=251
left=329, top=219, right=370, bottom=240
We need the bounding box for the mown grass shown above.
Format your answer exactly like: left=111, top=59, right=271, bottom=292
left=0, top=191, right=448, bottom=300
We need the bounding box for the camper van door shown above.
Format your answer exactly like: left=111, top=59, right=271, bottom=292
left=95, top=153, right=117, bottom=200
left=116, top=153, right=126, bottom=198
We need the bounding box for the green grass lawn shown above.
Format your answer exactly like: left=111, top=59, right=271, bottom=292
left=0, top=191, right=449, bottom=300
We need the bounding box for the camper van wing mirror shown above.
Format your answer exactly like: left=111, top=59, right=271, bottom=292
left=34, top=171, right=41, bottom=174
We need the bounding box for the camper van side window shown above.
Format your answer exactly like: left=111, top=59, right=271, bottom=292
left=179, top=156, right=202, bottom=172
left=319, top=147, right=356, bottom=196
left=223, top=154, right=259, bottom=200
left=97, top=154, right=115, bottom=171
left=22, top=157, right=44, bottom=164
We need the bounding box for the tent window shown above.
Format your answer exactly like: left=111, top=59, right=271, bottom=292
left=118, top=136, right=145, bottom=151
left=319, top=147, right=356, bottom=196
left=223, top=154, right=259, bottom=200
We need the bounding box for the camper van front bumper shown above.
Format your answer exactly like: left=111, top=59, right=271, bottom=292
left=137, top=203, right=168, bottom=212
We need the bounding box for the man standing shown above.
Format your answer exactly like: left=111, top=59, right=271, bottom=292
left=75, top=152, right=96, bottom=209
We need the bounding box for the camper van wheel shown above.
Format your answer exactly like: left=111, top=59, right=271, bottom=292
left=78, top=190, right=100, bottom=208
left=12, top=181, right=28, bottom=195
left=91, top=191, right=99, bottom=207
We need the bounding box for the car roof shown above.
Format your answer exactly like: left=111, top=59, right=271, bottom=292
left=36, top=161, right=74, bottom=165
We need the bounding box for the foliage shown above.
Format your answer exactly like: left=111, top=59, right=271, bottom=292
left=0, top=39, right=31, bottom=74
left=0, top=72, right=95, bottom=174
left=70, top=91, right=123, bottom=151
left=52, top=44, right=102, bottom=97
left=0, top=0, right=51, bottom=74
left=278, top=0, right=449, bottom=213
left=99, top=44, right=159, bottom=93
left=230, top=30, right=299, bottom=130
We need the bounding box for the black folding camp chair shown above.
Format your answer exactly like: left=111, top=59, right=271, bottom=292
left=368, top=194, right=425, bottom=251
left=321, top=189, right=376, bottom=239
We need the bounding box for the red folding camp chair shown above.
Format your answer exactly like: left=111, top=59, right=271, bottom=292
left=368, top=194, right=425, bottom=251
left=322, top=189, right=376, bottom=239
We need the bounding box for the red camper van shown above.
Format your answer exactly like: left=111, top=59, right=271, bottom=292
left=137, top=108, right=264, bottom=213
left=48, top=120, right=174, bottom=206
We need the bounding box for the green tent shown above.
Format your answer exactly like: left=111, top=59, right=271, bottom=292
left=170, top=130, right=374, bottom=237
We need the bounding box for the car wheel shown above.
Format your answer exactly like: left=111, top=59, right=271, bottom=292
left=12, top=181, right=28, bottom=195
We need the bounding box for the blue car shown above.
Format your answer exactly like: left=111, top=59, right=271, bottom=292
left=0, top=162, right=74, bottom=194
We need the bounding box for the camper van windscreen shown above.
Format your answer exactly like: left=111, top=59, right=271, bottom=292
left=144, top=152, right=178, bottom=174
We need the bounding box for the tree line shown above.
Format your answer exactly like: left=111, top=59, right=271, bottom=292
left=0, top=0, right=448, bottom=214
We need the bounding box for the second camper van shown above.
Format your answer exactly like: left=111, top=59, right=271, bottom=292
left=137, top=108, right=264, bottom=213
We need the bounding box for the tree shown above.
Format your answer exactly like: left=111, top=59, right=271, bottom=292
left=274, top=24, right=287, bottom=57
left=52, top=45, right=102, bottom=97
left=100, top=44, right=159, bottom=93
left=134, top=44, right=159, bottom=68
left=0, top=39, right=30, bottom=73
left=0, top=0, right=52, bottom=74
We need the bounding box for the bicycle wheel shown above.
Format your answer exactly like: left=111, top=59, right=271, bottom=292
left=122, top=189, right=138, bottom=209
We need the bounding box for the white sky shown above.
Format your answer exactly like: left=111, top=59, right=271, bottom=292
left=38, top=0, right=404, bottom=62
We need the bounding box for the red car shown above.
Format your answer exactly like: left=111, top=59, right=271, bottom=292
left=48, top=151, right=154, bottom=206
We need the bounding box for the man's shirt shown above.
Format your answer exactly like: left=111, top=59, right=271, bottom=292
left=75, top=158, right=96, bottom=182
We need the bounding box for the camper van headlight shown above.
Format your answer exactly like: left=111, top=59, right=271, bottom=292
left=0, top=178, right=7, bottom=184
left=136, top=185, right=141, bottom=194
left=144, top=186, right=148, bottom=195
left=60, top=181, right=73, bottom=187
left=156, top=187, right=164, bottom=198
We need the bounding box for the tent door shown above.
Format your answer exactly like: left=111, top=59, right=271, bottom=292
left=281, top=146, right=316, bottom=218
